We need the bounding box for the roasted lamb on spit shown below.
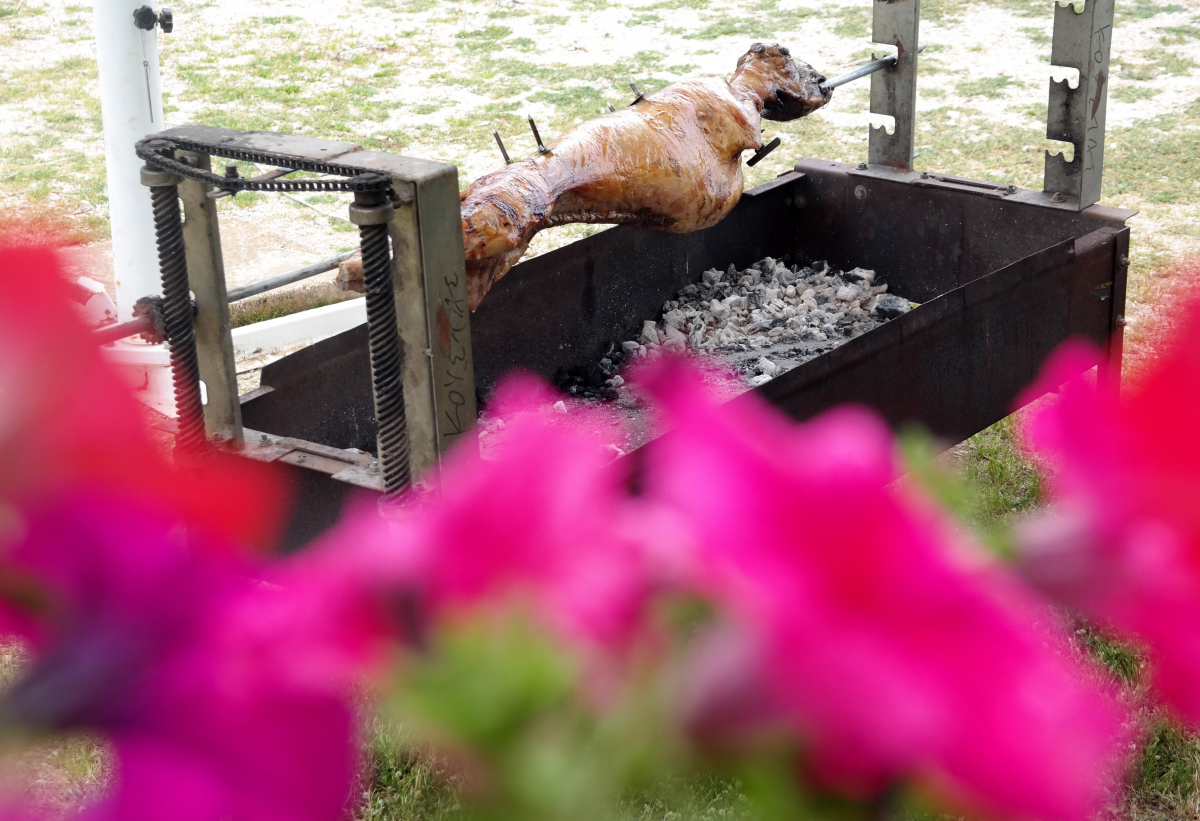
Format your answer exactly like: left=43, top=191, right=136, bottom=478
left=338, top=42, right=832, bottom=310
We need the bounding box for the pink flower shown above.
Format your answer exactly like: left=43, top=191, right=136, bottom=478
left=0, top=243, right=287, bottom=553
left=1019, top=298, right=1200, bottom=728
left=312, top=376, right=652, bottom=655
left=1, top=490, right=396, bottom=821
left=639, top=358, right=1129, bottom=821
left=0, top=243, right=389, bottom=820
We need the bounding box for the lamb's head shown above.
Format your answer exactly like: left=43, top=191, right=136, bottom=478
left=732, top=42, right=832, bottom=121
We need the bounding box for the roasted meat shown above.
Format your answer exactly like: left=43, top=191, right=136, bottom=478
left=338, top=42, right=831, bottom=309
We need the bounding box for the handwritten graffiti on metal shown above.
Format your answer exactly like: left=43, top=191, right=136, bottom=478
left=437, top=267, right=470, bottom=438
left=1084, top=23, right=1111, bottom=175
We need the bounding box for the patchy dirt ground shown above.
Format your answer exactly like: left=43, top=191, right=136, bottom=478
left=2, top=0, right=1198, bottom=328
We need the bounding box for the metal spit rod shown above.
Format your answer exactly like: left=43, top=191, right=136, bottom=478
left=225, top=249, right=360, bottom=302
left=819, top=45, right=926, bottom=93
left=95, top=248, right=365, bottom=344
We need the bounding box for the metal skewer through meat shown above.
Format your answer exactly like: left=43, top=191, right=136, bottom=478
left=338, top=42, right=833, bottom=310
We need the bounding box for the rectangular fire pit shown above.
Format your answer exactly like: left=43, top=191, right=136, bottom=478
left=464, top=162, right=1130, bottom=444
left=242, top=160, right=1130, bottom=551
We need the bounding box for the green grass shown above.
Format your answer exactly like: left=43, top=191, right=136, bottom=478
left=626, top=13, right=662, bottom=27
left=1, top=643, right=111, bottom=815
left=1117, top=51, right=1198, bottom=82
left=455, top=25, right=512, bottom=53
left=228, top=283, right=361, bottom=328
left=962, top=416, right=1043, bottom=524
left=356, top=723, right=753, bottom=821
left=1112, top=83, right=1164, bottom=103
left=1075, top=626, right=1144, bottom=685
left=1118, top=0, right=1186, bottom=22
left=682, top=5, right=814, bottom=40
left=1128, top=721, right=1200, bottom=818
left=357, top=727, right=462, bottom=821
left=955, top=75, right=1019, bottom=99
left=1160, top=25, right=1200, bottom=45
left=1020, top=26, right=1051, bottom=47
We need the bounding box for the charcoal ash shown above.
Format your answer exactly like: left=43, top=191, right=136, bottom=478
left=552, top=257, right=916, bottom=401
left=552, top=344, right=629, bottom=399
left=626, top=257, right=914, bottom=383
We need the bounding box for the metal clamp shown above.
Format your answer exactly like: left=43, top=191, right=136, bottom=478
left=140, top=165, right=181, bottom=187
left=747, top=137, right=782, bottom=167
left=348, top=200, right=395, bottom=225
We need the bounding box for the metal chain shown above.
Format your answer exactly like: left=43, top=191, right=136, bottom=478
left=135, top=136, right=393, bottom=194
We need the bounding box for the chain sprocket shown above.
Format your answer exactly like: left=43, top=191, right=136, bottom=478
left=135, top=136, right=392, bottom=195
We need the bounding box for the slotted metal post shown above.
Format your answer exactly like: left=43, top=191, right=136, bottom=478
left=1044, top=0, right=1116, bottom=210
left=178, top=150, right=244, bottom=447
left=868, top=0, right=920, bottom=170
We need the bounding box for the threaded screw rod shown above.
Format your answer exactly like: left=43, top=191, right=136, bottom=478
left=142, top=157, right=206, bottom=459
left=350, top=187, right=410, bottom=498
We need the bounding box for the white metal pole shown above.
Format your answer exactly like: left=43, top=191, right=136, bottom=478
left=94, top=0, right=165, bottom=319
left=93, top=1, right=177, bottom=419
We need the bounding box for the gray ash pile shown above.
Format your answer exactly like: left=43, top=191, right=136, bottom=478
left=553, top=257, right=915, bottom=399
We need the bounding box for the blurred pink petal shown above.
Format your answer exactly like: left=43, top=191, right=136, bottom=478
left=1, top=493, right=387, bottom=821
left=0, top=242, right=288, bottom=554
left=640, top=358, right=1129, bottom=821
left=312, top=375, right=652, bottom=654
left=1020, top=306, right=1200, bottom=727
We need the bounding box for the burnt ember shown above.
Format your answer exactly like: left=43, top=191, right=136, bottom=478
left=557, top=256, right=915, bottom=399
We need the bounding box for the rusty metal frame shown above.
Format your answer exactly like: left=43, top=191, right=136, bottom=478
left=153, top=124, right=475, bottom=487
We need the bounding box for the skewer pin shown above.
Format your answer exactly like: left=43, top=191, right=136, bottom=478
left=527, top=116, right=549, bottom=154
left=493, top=130, right=512, bottom=165
left=746, top=137, right=781, bottom=167
left=818, top=44, right=927, bottom=93
left=628, top=79, right=644, bottom=104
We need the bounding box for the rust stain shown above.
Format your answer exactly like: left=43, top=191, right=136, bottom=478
left=1092, top=71, right=1107, bottom=117
left=436, top=303, right=451, bottom=356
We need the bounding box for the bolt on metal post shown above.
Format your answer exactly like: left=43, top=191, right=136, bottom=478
left=140, top=141, right=206, bottom=459
left=349, top=186, right=411, bottom=501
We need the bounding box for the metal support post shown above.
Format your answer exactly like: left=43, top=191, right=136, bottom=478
left=1102, top=228, right=1130, bottom=398
left=94, top=0, right=165, bottom=319
left=177, top=151, right=244, bottom=447
left=868, top=0, right=920, bottom=170
left=1044, top=0, right=1116, bottom=210
left=350, top=187, right=411, bottom=499
left=140, top=143, right=206, bottom=458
